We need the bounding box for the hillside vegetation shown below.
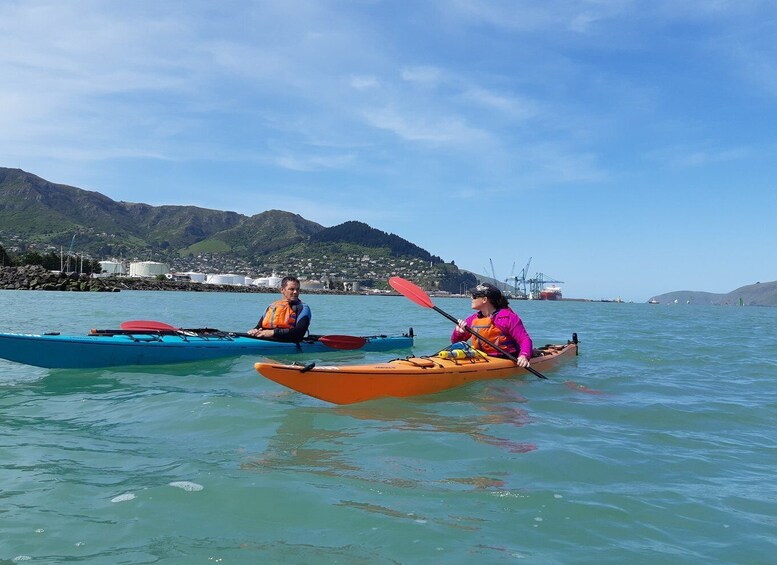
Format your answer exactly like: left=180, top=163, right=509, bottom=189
left=0, top=167, right=475, bottom=292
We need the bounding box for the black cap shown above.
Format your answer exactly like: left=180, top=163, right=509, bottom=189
left=470, top=283, right=502, bottom=300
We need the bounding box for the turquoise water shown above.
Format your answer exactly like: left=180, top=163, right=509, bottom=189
left=1, top=290, right=776, bottom=564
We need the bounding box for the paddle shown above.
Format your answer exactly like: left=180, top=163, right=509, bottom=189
left=121, top=320, right=177, bottom=332
left=388, top=276, right=548, bottom=380
left=317, top=335, right=367, bottom=350
left=117, top=320, right=368, bottom=350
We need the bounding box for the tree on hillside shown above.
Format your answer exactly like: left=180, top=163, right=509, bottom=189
left=0, top=243, right=11, bottom=266
left=12, top=250, right=102, bottom=274
left=313, top=221, right=444, bottom=263
left=435, top=264, right=477, bottom=293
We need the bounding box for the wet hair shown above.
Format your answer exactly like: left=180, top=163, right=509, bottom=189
left=281, top=275, right=300, bottom=289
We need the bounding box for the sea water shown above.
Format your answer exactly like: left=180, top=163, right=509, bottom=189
left=1, top=290, right=776, bottom=564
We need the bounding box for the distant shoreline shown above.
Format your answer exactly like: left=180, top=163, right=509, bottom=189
left=0, top=265, right=389, bottom=296
left=105, top=277, right=388, bottom=296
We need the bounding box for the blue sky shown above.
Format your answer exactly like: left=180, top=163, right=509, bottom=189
left=2, top=1, right=776, bottom=302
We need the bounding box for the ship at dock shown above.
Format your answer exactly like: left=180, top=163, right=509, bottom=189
left=497, top=257, right=565, bottom=300
left=539, top=284, right=563, bottom=300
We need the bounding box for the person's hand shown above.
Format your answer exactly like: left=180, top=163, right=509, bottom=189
left=455, top=320, right=468, bottom=333
left=248, top=328, right=271, bottom=338
left=515, top=354, right=530, bottom=368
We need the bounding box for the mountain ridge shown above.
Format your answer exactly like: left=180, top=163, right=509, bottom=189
left=0, top=167, right=475, bottom=292
left=3, top=167, right=774, bottom=302
left=648, top=280, right=777, bottom=307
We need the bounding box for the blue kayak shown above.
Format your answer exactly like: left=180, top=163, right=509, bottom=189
left=0, top=328, right=414, bottom=369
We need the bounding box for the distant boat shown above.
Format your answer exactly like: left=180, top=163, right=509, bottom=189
left=648, top=299, right=658, bottom=305
left=506, top=291, right=528, bottom=300
left=540, top=285, right=562, bottom=300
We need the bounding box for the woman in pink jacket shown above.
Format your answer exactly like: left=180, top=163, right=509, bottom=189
left=451, top=283, right=533, bottom=368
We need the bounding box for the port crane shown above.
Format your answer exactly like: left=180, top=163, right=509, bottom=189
left=480, top=258, right=502, bottom=289
left=503, top=261, right=516, bottom=293
left=483, top=258, right=564, bottom=299
left=527, top=272, right=564, bottom=298
left=489, top=258, right=498, bottom=286
left=505, top=257, right=532, bottom=298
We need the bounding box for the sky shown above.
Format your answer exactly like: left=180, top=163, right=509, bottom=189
left=2, top=0, right=776, bottom=302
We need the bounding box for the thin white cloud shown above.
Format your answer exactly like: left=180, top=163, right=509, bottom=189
left=401, top=66, right=445, bottom=85
left=460, top=87, right=540, bottom=121
left=444, top=0, right=632, bottom=33
left=362, top=106, right=491, bottom=144
left=349, top=75, right=380, bottom=90
left=726, top=41, right=777, bottom=97
left=677, top=148, right=749, bottom=168
left=647, top=145, right=751, bottom=169
left=273, top=153, right=355, bottom=172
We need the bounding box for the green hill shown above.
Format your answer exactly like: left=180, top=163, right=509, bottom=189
left=0, top=168, right=244, bottom=255
left=186, top=210, right=325, bottom=256
left=648, top=280, right=777, bottom=307
left=311, top=221, right=443, bottom=263
left=0, top=167, right=475, bottom=292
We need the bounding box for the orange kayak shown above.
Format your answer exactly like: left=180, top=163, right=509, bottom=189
left=254, top=336, right=578, bottom=404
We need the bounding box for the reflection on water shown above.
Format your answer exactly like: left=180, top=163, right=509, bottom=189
left=339, top=390, right=537, bottom=454
left=444, top=476, right=505, bottom=489
left=32, top=372, right=129, bottom=395
left=563, top=380, right=605, bottom=394
left=336, top=499, right=428, bottom=522
left=241, top=407, right=360, bottom=478
left=242, top=387, right=537, bottom=490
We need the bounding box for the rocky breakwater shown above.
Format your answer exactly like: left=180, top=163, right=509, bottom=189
left=1, top=267, right=353, bottom=294
left=107, top=277, right=272, bottom=293
left=0, top=265, right=119, bottom=292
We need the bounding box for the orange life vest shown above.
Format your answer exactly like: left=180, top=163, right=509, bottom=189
left=261, top=299, right=299, bottom=330
left=469, top=314, right=510, bottom=356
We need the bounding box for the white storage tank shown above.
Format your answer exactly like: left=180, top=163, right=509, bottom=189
left=99, top=260, right=125, bottom=275
left=184, top=272, right=207, bottom=283
left=266, top=274, right=282, bottom=288
left=206, top=274, right=230, bottom=285
left=206, top=274, right=243, bottom=286
left=129, top=261, right=169, bottom=277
